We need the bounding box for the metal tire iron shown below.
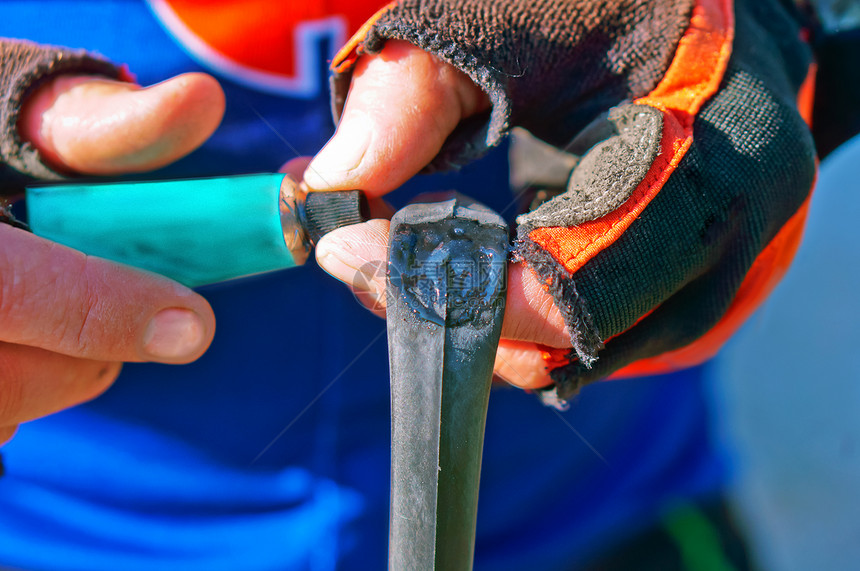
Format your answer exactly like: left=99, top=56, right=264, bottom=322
left=386, top=196, right=508, bottom=569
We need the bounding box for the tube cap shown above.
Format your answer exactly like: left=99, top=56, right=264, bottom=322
left=303, top=190, right=369, bottom=244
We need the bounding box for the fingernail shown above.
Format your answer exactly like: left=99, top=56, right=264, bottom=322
left=142, top=308, right=206, bottom=361
left=304, top=114, right=372, bottom=190
left=316, top=237, right=382, bottom=295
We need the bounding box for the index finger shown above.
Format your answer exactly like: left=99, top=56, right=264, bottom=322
left=0, top=225, right=215, bottom=363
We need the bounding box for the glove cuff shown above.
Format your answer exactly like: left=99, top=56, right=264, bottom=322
left=0, top=39, right=124, bottom=193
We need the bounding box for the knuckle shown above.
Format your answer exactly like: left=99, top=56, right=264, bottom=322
left=46, top=254, right=108, bottom=357
left=61, top=255, right=100, bottom=354
left=0, top=233, right=47, bottom=315
left=71, top=288, right=102, bottom=355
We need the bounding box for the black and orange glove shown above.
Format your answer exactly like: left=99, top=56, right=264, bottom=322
left=331, top=0, right=818, bottom=404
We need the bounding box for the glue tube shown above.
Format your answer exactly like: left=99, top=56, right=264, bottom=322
left=25, top=173, right=367, bottom=287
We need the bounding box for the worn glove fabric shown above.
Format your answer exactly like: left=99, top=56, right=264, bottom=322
left=332, top=0, right=818, bottom=403
left=332, top=0, right=696, bottom=170
left=0, top=38, right=122, bottom=193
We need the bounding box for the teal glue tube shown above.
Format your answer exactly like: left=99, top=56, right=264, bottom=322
left=25, top=173, right=367, bottom=287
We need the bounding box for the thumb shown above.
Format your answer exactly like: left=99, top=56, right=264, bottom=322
left=19, top=72, right=225, bottom=175
left=303, top=40, right=488, bottom=196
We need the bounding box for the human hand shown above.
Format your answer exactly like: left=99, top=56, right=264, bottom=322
left=301, top=41, right=566, bottom=389
left=304, top=0, right=817, bottom=404
left=0, top=70, right=225, bottom=444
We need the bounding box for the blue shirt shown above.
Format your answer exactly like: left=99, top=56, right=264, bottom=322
left=0, top=2, right=728, bottom=569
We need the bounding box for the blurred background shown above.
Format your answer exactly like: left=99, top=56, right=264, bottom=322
left=710, top=133, right=860, bottom=570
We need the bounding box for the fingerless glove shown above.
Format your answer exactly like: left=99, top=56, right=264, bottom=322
left=333, top=0, right=818, bottom=403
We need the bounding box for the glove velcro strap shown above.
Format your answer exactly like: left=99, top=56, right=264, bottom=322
left=524, top=0, right=734, bottom=278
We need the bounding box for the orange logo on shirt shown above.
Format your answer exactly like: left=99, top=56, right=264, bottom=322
left=147, top=0, right=384, bottom=97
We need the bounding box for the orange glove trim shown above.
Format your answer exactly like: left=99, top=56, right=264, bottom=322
left=527, top=0, right=735, bottom=276
left=611, top=63, right=818, bottom=378
left=331, top=2, right=397, bottom=74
